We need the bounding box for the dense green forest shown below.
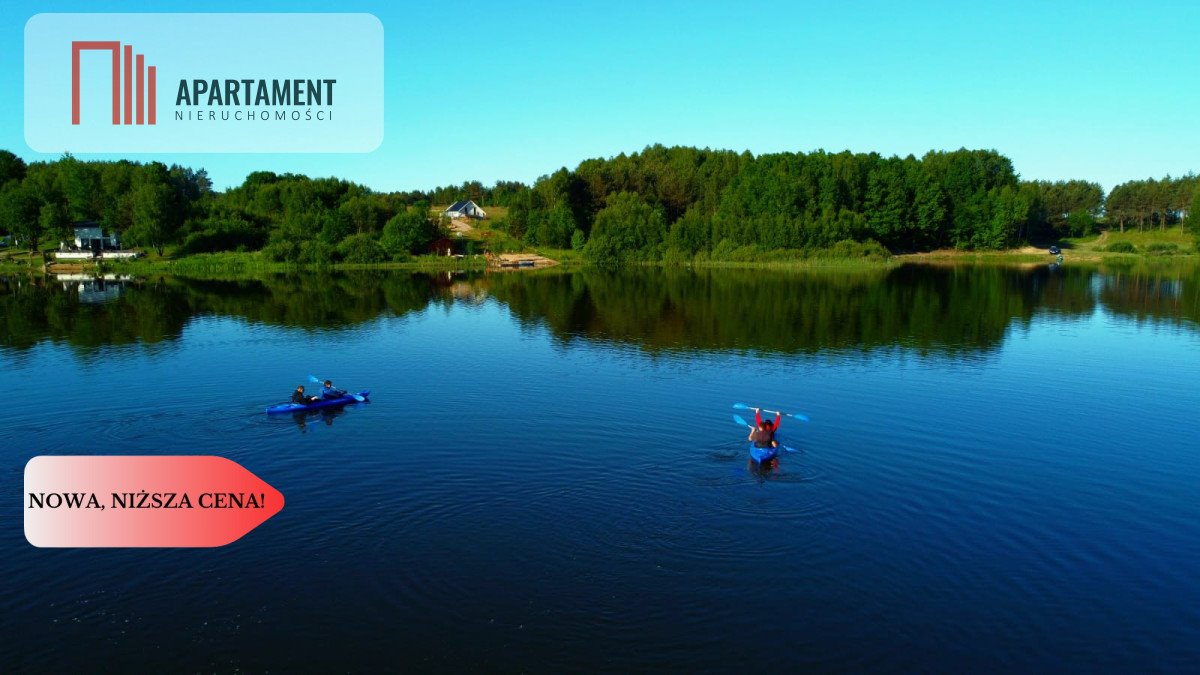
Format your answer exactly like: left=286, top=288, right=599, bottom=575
left=0, top=146, right=1196, bottom=264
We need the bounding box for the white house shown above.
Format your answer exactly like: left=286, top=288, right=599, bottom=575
left=442, top=200, right=487, bottom=220
left=54, top=222, right=140, bottom=260
left=65, top=223, right=121, bottom=252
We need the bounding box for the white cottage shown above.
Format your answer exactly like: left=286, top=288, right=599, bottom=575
left=67, top=223, right=121, bottom=252
left=442, top=200, right=487, bottom=219
left=55, top=222, right=140, bottom=259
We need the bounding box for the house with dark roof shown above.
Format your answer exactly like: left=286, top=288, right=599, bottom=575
left=54, top=221, right=141, bottom=260
left=442, top=200, right=486, bottom=220
left=64, top=221, right=121, bottom=252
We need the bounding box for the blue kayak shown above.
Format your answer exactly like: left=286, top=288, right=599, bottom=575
left=749, top=443, right=778, bottom=463
left=266, top=390, right=370, bottom=414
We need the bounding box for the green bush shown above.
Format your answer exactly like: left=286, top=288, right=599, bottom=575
left=661, top=247, right=691, bottom=265
left=337, top=233, right=387, bottom=263
left=1104, top=241, right=1137, bottom=253
left=486, top=236, right=521, bottom=254
left=709, top=238, right=738, bottom=260
left=298, top=240, right=335, bottom=265
left=864, top=240, right=892, bottom=259
left=582, top=192, right=665, bottom=263
left=581, top=234, right=622, bottom=265
left=262, top=240, right=300, bottom=262
left=381, top=207, right=436, bottom=257
left=1144, top=242, right=1179, bottom=256
left=813, top=239, right=891, bottom=260
left=728, top=244, right=763, bottom=261
left=179, top=218, right=267, bottom=255
left=524, top=202, right=576, bottom=248
left=758, top=248, right=806, bottom=262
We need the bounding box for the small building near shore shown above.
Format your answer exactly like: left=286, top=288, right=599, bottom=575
left=442, top=200, right=486, bottom=220
left=55, top=221, right=141, bottom=260
left=64, top=222, right=121, bottom=253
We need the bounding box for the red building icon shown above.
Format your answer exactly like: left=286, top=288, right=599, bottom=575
left=71, top=41, right=156, bottom=125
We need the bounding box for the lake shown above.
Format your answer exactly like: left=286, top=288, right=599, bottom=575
left=3, top=262, right=1199, bottom=671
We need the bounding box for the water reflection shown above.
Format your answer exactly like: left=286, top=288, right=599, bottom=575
left=1099, top=265, right=1196, bottom=325
left=747, top=455, right=781, bottom=481
left=292, top=406, right=348, bottom=432
left=470, top=262, right=1200, bottom=353
left=55, top=274, right=135, bottom=304
left=2, top=262, right=1198, bottom=355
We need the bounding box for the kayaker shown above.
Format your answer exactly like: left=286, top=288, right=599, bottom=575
left=321, top=380, right=346, bottom=400
left=748, top=407, right=781, bottom=449
left=291, top=385, right=318, bottom=404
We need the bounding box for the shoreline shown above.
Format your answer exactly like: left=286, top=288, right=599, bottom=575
left=1, top=248, right=1195, bottom=278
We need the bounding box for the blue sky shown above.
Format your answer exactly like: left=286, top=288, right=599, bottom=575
left=2, top=0, right=1197, bottom=192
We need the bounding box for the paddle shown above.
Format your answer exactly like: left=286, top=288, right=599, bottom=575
left=307, top=375, right=365, bottom=402
left=729, top=398, right=806, bottom=420
left=733, top=414, right=796, bottom=453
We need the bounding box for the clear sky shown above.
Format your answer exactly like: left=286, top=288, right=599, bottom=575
left=2, top=0, right=1196, bottom=192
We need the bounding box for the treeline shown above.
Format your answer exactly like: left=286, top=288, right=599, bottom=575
left=1, top=147, right=1197, bottom=264
left=214, top=171, right=437, bottom=263
left=1105, top=176, right=1199, bottom=232
left=491, top=146, right=1197, bottom=262
left=0, top=150, right=444, bottom=263
left=423, top=180, right=528, bottom=207
left=0, top=151, right=210, bottom=255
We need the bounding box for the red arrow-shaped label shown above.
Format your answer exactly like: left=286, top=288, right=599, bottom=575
left=24, top=456, right=284, bottom=548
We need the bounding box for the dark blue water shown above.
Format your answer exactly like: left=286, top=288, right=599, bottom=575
left=3, top=264, right=1199, bottom=671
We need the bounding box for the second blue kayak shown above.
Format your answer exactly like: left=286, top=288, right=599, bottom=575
left=266, top=390, right=370, bottom=414
left=749, top=444, right=778, bottom=463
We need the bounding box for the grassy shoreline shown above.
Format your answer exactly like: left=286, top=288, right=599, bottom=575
left=4, top=253, right=1193, bottom=279
left=2, top=230, right=1194, bottom=278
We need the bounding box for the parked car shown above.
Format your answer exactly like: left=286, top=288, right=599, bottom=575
left=1049, top=245, right=1061, bottom=255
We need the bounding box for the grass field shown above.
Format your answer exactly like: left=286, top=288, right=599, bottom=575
left=1062, top=226, right=1197, bottom=257
left=529, top=247, right=585, bottom=264
left=899, top=226, right=1197, bottom=263
left=1071, top=226, right=1195, bottom=249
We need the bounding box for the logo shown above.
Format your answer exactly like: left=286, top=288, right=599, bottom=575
left=71, top=41, right=156, bottom=125
left=27, top=14, right=383, bottom=153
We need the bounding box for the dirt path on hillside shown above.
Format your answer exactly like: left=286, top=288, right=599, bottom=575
left=447, top=218, right=475, bottom=236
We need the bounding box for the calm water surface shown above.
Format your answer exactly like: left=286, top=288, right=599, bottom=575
left=2, top=263, right=1199, bottom=671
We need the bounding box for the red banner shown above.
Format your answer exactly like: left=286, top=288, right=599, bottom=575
left=24, top=456, right=284, bottom=548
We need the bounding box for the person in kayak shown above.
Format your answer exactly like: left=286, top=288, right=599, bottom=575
left=292, top=385, right=319, bottom=404
left=321, top=380, right=346, bottom=400
left=748, top=407, right=781, bottom=449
